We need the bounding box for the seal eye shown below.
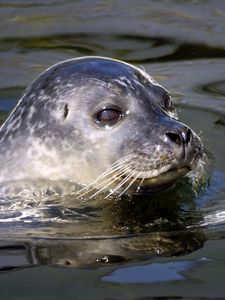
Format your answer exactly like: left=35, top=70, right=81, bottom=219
left=163, top=93, right=174, bottom=111
left=95, top=108, right=123, bottom=127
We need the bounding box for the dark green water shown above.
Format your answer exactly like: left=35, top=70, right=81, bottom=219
left=0, top=0, right=225, bottom=299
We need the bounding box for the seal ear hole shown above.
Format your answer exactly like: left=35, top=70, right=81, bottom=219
left=63, top=104, right=69, bottom=119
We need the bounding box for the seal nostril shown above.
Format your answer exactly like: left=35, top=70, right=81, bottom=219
left=186, top=129, right=191, bottom=144
left=166, top=132, right=182, bottom=146
left=166, top=129, right=192, bottom=146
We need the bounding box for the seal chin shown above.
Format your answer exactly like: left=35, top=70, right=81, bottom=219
left=133, top=166, right=190, bottom=194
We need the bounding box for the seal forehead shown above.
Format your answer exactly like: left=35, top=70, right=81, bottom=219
left=59, top=57, right=135, bottom=78
left=46, top=57, right=156, bottom=89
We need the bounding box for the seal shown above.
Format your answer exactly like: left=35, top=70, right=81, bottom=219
left=0, top=56, right=204, bottom=198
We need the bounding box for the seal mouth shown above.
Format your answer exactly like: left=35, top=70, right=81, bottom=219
left=129, top=166, right=191, bottom=194
left=77, top=164, right=193, bottom=199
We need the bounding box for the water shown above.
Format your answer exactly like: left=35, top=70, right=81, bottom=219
left=0, top=0, right=225, bottom=299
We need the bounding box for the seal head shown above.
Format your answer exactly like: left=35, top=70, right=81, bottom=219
left=0, top=57, right=204, bottom=197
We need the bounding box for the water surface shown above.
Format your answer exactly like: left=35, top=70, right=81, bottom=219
left=0, top=0, right=225, bottom=299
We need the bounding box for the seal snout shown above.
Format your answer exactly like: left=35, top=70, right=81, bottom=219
left=164, top=123, right=194, bottom=162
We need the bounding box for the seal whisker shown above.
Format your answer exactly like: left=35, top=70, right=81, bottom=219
left=77, top=161, right=134, bottom=199
left=105, top=169, right=138, bottom=198
left=92, top=155, right=134, bottom=181
left=78, top=169, right=126, bottom=199
left=119, top=172, right=142, bottom=197
left=136, top=176, right=145, bottom=192
left=87, top=163, right=138, bottom=199
left=76, top=155, right=134, bottom=196
left=88, top=165, right=135, bottom=199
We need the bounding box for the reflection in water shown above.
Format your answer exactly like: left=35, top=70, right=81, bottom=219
left=214, top=117, right=225, bottom=129
left=0, top=230, right=206, bottom=270
left=198, top=80, right=225, bottom=98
